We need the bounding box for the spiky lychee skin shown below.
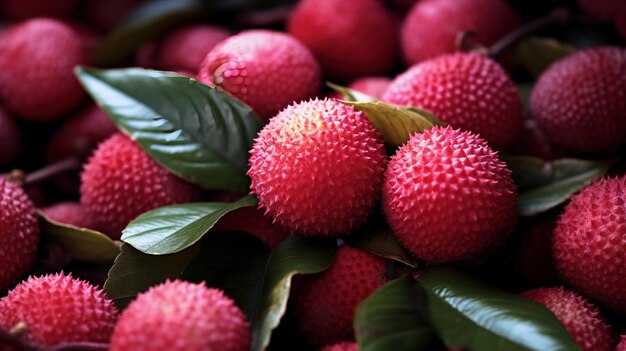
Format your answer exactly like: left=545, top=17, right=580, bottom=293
left=110, top=280, right=250, bottom=351
left=213, top=207, right=290, bottom=248
left=553, top=176, right=626, bottom=313
left=41, top=202, right=90, bottom=228
left=0, top=177, right=39, bottom=291
left=348, top=77, right=392, bottom=100
left=0, top=107, right=20, bottom=165
left=80, top=133, right=202, bottom=239
left=292, top=246, right=386, bottom=346
left=578, top=0, right=621, bottom=21
left=401, top=0, right=520, bottom=65
left=157, top=25, right=230, bottom=73
left=321, top=342, right=358, bottom=351
left=198, top=30, right=321, bottom=120
left=248, top=98, right=386, bottom=236
left=383, top=126, right=516, bottom=264
left=521, top=287, right=612, bottom=351
left=383, top=52, right=523, bottom=149
left=287, top=0, right=397, bottom=80
left=1, top=0, right=78, bottom=20
left=531, top=47, right=626, bottom=154
left=0, top=273, right=118, bottom=348
left=0, top=19, right=88, bottom=121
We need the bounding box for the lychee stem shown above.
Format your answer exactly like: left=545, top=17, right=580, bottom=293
left=4, top=157, right=82, bottom=187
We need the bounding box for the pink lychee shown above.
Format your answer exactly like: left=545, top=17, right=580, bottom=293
left=40, top=202, right=91, bottom=228
left=157, top=25, right=230, bottom=73
left=348, top=77, right=392, bottom=100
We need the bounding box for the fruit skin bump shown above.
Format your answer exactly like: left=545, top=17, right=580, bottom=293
left=321, top=342, right=358, bottom=351
left=552, top=176, right=626, bottom=313
left=0, top=177, right=39, bottom=291
left=530, top=47, right=626, bottom=153
left=383, top=52, right=523, bottom=149
left=110, top=280, right=250, bottom=351
left=198, top=30, right=321, bottom=121
left=80, top=133, right=202, bottom=239
left=521, top=287, right=613, bottom=351
left=382, top=126, right=516, bottom=264
left=248, top=98, right=386, bottom=236
left=0, top=273, right=118, bottom=348
left=292, top=246, right=386, bottom=346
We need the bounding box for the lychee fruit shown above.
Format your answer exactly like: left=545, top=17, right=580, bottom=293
left=0, top=106, right=20, bottom=165
left=41, top=202, right=91, bottom=228
left=0, top=273, right=118, bottom=347
left=110, top=280, right=250, bottom=351
left=287, top=0, right=397, bottom=80
left=382, top=126, right=517, bottom=264
left=530, top=46, right=626, bottom=154
left=521, top=287, right=612, bottom=351
left=0, top=18, right=89, bottom=121
left=212, top=206, right=290, bottom=249
left=80, top=133, right=202, bottom=239
left=198, top=30, right=321, bottom=120
left=248, top=98, right=387, bottom=236
left=157, top=25, right=230, bottom=73
left=321, top=342, right=358, bottom=351
left=347, top=77, right=392, bottom=99
left=0, top=177, right=39, bottom=291
left=383, top=52, right=523, bottom=150
left=1, top=0, right=78, bottom=21
left=401, top=0, right=520, bottom=65
left=578, top=0, right=621, bottom=21
left=292, top=246, right=386, bottom=346
left=512, top=214, right=559, bottom=285
left=552, top=176, right=626, bottom=313
left=617, top=336, right=626, bottom=351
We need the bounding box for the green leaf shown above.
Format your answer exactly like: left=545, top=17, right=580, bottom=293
left=349, top=224, right=418, bottom=268
left=76, top=67, right=262, bottom=192
left=418, top=266, right=580, bottom=351
left=104, top=243, right=201, bottom=309
left=355, top=277, right=436, bottom=351
left=122, top=195, right=258, bottom=255
left=515, top=36, right=575, bottom=77
left=38, top=212, right=120, bottom=264
left=327, top=82, right=377, bottom=102
left=251, top=236, right=337, bottom=351
left=340, top=101, right=445, bottom=146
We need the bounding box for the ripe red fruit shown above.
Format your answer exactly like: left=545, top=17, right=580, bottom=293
left=80, top=133, right=202, bottom=238
left=553, top=176, right=626, bottom=313
left=321, top=342, right=358, bottom=351
left=0, top=19, right=88, bottom=121
left=617, top=336, right=626, bottom=351
left=292, top=246, right=386, bottom=346
left=157, top=25, right=230, bottom=73
left=0, top=107, right=20, bottom=165
left=383, top=52, right=522, bottom=149
left=348, top=77, right=392, bottom=99
left=521, top=287, right=612, bottom=351
left=110, top=280, right=250, bottom=351
left=248, top=98, right=386, bottom=236
left=198, top=30, right=321, bottom=120
left=531, top=47, right=626, bottom=153
left=401, top=0, right=520, bottom=65
left=383, top=126, right=516, bottom=264
left=0, top=273, right=118, bottom=347
left=578, top=0, right=621, bottom=21
left=41, top=202, right=91, bottom=228
left=1, top=0, right=78, bottom=20
left=212, top=207, right=290, bottom=248
left=0, top=177, right=39, bottom=291
left=287, top=0, right=397, bottom=80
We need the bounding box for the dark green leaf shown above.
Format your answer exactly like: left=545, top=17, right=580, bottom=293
left=418, top=266, right=580, bottom=351
left=327, top=82, right=377, bottom=102
left=76, top=67, right=262, bottom=192
left=38, top=212, right=120, bottom=264
left=515, top=36, right=575, bottom=77
left=122, top=195, right=258, bottom=255
left=251, top=236, right=337, bottom=351
left=355, top=277, right=436, bottom=351
left=349, top=225, right=418, bottom=268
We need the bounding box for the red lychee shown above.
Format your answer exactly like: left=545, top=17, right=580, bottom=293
left=1, top=0, right=78, bottom=21
left=401, top=0, right=520, bottom=65
left=521, top=287, right=612, bottom=351
left=553, top=176, right=626, bottom=313
left=617, top=336, right=626, bottom=351
left=0, top=18, right=88, bottom=121
left=348, top=77, right=392, bottom=100
left=292, top=246, right=386, bottom=346
left=41, top=202, right=91, bottom=228
left=248, top=98, right=386, bottom=236
left=0, top=106, right=20, bottom=165
left=198, top=30, right=321, bottom=120
left=110, top=280, right=250, bottom=351
left=212, top=207, right=290, bottom=249
left=80, top=133, right=202, bottom=239
left=0, top=177, right=39, bottom=291
left=321, top=342, right=358, bottom=351
left=287, top=0, right=397, bottom=80
left=0, top=273, right=118, bottom=347
left=157, top=25, right=230, bottom=73
left=530, top=46, right=626, bottom=154
left=384, top=52, right=522, bottom=149
left=382, top=126, right=516, bottom=264
left=578, top=0, right=621, bottom=21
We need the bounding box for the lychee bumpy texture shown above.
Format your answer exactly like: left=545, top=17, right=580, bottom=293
left=321, top=342, right=358, bottom=351
left=248, top=98, right=387, bottom=236
left=383, top=126, right=517, bottom=264
left=292, top=246, right=386, bottom=346
left=80, top=133, right=201, bottom=239
left=110, top=280, right=250, bottom=351
left=553, top=176, right=626, bottom=313
left=198, top=30, right=321, bottom=120
left=383, top=52, right=523, bottom=149
left=531, top=46, right=626, bottom=153
left=0, top=177, right=39, bottom=291
left=0, top=273, right=118, bottom=348
left=521, top=287, right=612, bottom=351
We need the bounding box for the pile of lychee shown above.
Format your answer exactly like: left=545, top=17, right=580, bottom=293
left=0, top=0, right=625, bottom=350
